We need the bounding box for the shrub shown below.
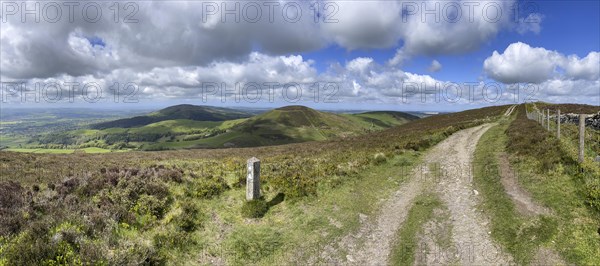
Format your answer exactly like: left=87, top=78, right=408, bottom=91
left=185, top=175, right=230, bottom=199
left=0, top=181, right=27, bottom=236
left=175, top=201, right=203, bottom=232
left=153, top=230, right=193, bottom=254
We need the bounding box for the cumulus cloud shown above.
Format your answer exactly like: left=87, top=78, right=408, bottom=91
left=1, top=0, right=537, bottom=81
left=563, top=52, right=600, bottom=80
left=0, top=1, right=326, bottom=80
left=9, top=1, right=591, bottom=108
left=346, top=57, right=375, bottom=75
left=320, top=1, right=405, bottom=49
left=400, top=0, right=515, bottom=56
left=483, top=42, right=600, bottom=84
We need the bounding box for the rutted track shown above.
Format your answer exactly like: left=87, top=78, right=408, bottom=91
left=313, top=123, right=514, bottom=265
left=422, top=124, right=513, bottom=265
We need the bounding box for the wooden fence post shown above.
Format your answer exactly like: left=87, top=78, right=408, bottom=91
left=579, top=115, right=585, bottom=163
left=246, top=157, right=261, bottom=200
left=557, top=109, right=561, bottom=139
left=541, top=111, right=545, bottom=127
left=547, top=109, right=550, bottom=131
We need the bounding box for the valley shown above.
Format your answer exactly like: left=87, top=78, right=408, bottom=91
left=1, top=105, right=419, bottom=152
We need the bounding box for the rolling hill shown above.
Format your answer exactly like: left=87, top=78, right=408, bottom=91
left=141, top=105, right=419, bottom=149
left=8, top=105, right=419, bottom=151
left=91, top=104, right=252, bottom=129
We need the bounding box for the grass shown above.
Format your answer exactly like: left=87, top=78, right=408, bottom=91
left=388, top=193, right=443, bottom=265
left=478, top=105, right=600, bottom=265
left=194, top=151, right=423, bottom=265
left=0, top=135, right=29, bottom=147
left=473, top=117, right=559, bottom=265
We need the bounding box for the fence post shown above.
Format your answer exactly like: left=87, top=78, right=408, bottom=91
left=579, top=115, right=585, bottom=163
left=557, top=109, right=561, bottom=138
left=547, top=109, right=550, bottom=131
left=246, top=157, right=261, bottom=200
left=541, top=111, right=545, bottom=127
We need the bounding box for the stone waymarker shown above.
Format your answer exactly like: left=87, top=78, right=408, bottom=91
left=246, top=157, right=261, bottom=201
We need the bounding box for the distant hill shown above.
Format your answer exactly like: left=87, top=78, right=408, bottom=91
left=26, top=105, right=419, bottom=151
left=91, top=105, right=252, bottom=129
left=351, top=111, right=420, bottom=128
left=161, top=106, right=419, bottom=149
left=233, top=105, right=363, bottom=141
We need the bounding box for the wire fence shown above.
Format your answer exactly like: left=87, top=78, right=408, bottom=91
left=526, top=107, right=600, bottom=164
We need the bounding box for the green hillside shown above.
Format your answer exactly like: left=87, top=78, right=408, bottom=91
left=91, top=104, right=252, bottom=129
left=344, top=111, right=419, bottom=129
left=143, top=106, right=418, bottom=150
left=8, top=105, right=419, bottom=152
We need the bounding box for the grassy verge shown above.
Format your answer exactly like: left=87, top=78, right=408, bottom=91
left=473, top=118, right=558, bottom=265
left=480, top=105, right=600, bottom=264
left=195, top=151, right=423, bottom=265
left=388, top=193, right=443, bottom=265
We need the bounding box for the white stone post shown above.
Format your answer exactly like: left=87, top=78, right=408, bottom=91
left=246, top=157, right=261, bottom=200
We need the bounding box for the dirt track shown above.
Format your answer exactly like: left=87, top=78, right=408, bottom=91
left=314, top=123, right=515, bottom=265
left=421, top=124, right=513, bottom=265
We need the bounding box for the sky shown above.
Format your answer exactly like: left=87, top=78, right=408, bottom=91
left=0, top=0, right=599, bottom=111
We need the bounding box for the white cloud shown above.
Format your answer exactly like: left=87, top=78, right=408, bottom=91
left=11, top=1, right=598, bottom=108
left=388, top=49, right=409, bottom=67
left=352, top=80, right=362, bottom=95
left=1, top=0, right=537, bottom=81
left=346, top=57, right=375, bottom=75
left=483, top=42, right=561, bottom=83
left=320, top=1, right=405, bottom=50
left=400, top=0, right=515, bottom=56
left=563, top=52, right=600, bottom=81
left=483, top=42, right=600, bottom=84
